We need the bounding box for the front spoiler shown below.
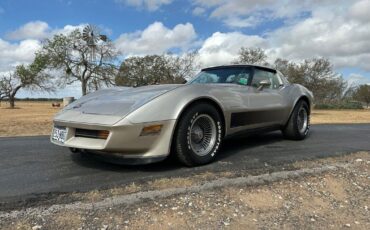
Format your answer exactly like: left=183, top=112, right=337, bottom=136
left=78, top=149, right=168, bottom=165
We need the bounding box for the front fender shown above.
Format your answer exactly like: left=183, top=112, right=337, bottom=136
left=284, top=84, right=314, bottom=125
left=119, top=84, right=225, bottom=124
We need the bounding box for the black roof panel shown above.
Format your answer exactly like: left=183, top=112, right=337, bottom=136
left=202, top=64, right=276, bottom=73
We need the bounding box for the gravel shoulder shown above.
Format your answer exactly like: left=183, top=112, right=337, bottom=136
left=1, top=151, right=369, bottom=230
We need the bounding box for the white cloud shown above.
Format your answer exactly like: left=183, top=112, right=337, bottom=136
left=53, top=24, right=87, bottom=35
left=223, top=15, right=261, bottom=28
left=349, top=0, right=370, bottom=22
left=0, top=22, right=87, bottom=73
left=192, top=0, right=349, bottom=28
left=6, top=21, right=50, bottom=40
left=2, top=21, right=197, bottom=73
left=116, top=0, right=173, bottom=11
left=192, top=7, right=206, bottom=16
left=192, top=0, right=224, bottom=8
left=267, top=2, right=370, bottom=71
left=115, top=22, right=197, bottom=55
left=198, top=32, right=266, bottom=67
left=192, top=0, right=279, bottom=28
left=0, top=39, right=42, bottom=72
left=5, top=21, right=87, bottom=41
left=192, top=0, right=370, bottom=75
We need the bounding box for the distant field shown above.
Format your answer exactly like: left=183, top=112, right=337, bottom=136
left=0, top=101, right=370, bottom=137
left=0, top=101, right=60, bottom=137
left=311, top=109, right=370, bottom=124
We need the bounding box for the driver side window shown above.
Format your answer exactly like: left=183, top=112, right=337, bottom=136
left=251, top=69, right=281, bottom=89
left=225, top=73, right=250, bottom=85
left=192, top=72, right=219, bottom=84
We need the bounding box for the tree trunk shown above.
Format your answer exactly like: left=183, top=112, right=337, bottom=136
left=9, top=96, right=15, bottom=108
left=9, top=85, right=22, bottom=108
left=81, top=80, right=87, bottom=96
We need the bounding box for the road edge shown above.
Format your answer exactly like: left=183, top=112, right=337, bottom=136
left=0, top=163, right=348, bottom=219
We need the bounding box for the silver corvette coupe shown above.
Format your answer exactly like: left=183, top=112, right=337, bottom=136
left=51, top=64, right=313, bottom=166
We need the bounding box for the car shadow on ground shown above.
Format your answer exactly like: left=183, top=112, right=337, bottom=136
left=70, top=130, right=288, bottom=173
left=220, top=131, right=285, bottom=157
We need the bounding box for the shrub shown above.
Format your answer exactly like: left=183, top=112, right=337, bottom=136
left=314, top=101, right=363, bottom=110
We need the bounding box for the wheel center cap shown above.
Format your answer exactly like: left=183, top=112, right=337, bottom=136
left=191, top=126, right=204, bottom=143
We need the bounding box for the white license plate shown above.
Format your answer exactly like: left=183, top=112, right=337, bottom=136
left=52, top=126, right=67, bottom=144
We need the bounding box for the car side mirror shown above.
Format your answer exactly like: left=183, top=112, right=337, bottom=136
left=258, top=80, right=271, bottom=91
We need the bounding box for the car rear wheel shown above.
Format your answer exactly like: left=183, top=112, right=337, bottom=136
left=282, top=100, right=310, bottom=140
left=174, top=103, right=223, bottom=166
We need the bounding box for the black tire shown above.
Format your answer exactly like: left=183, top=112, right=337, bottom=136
left=282, top=100, right=310, bottom=140
left=174, top=103, right=223, bottom=167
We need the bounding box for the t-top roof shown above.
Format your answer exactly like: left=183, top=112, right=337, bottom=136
left=202, top=64, right=276, bottom=73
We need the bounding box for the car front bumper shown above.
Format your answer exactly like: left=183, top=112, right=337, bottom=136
left=50, top=118, right=177, bottom=161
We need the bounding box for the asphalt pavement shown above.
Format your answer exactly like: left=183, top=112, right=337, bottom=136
left=1, top=124, right=370, bottom=203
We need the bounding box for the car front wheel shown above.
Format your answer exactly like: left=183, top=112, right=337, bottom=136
left=174, top=103, right=223, bottom=167
left=282, top=100, right=310, bottom=140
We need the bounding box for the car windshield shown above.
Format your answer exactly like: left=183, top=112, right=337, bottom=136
left=190, top=67, right=252, bottom=85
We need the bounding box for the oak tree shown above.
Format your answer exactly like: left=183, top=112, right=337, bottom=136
left=354, top=84, right=370, bottom=108
left=40, top=29, right=118, bottom=95
left=274, top=58, right=347, bottom=104
left=0, top=54, right=53, bottom=108
left=116, top=52, right=199, bottom=87
left=233, top=47, right=268, bottom=66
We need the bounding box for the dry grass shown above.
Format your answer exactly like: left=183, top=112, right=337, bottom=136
left=1, top=101, right=370, bottom=137
left=311, top=109, right=370, bottom=124
left=148, top=177, right=196, bottom=190
left=51, top=211, right=83, bottom=230
left=0, top=101, right=60, bottom=137
left=226, top=188, right=284, bottom=210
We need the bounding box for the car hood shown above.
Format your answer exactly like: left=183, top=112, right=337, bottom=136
left=55, top=84, right=183, bottom=124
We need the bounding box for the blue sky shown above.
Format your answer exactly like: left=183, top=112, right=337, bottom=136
left=0, top=0, right=369, bottom=98
left=0, top=0, right=227, bottom=43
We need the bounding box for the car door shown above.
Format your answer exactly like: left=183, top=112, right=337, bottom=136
left=202, top=67, right=253, bottom=112
left=229, top=67, right=288, bottom=131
